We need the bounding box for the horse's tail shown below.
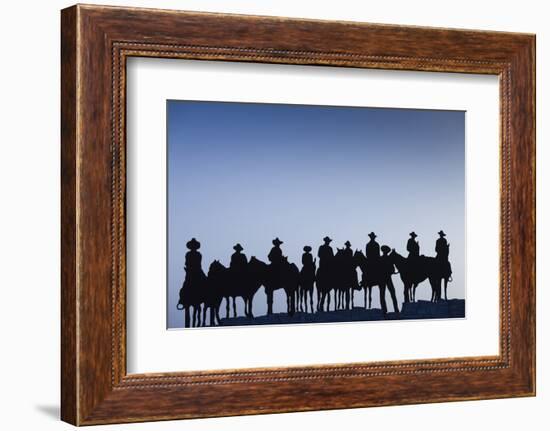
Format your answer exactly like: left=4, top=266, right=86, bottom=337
left=177, top=287, right=185, bottom=310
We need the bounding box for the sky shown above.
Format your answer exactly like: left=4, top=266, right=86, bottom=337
left=167, top=100, right=465, bottom=329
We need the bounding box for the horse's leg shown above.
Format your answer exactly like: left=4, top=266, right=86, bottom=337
left=202, top=305, right=207, bottom=326
left=225, top=297, right=230, bottom=318
left=368, top=287, right=373, bottom=308
left=430, top=280, right=438, bottom=302
left=309, top=290, right=314, bottom=313
left=327, top=290, right=331, bottom=311
left=444, top=278, right=448, bottom=301
left=316, top=289, right=321, bottom=311
left=232, top=297, right=237, bottom=317
left=379, top=285, right=388, bottom=314
left=288, top=292, right=292, bottom=315
left=184, top=307, right=190, bottom=328
left=216, top=307, right=221, bottom=325
left=413, top=284, right=418, bottom=302
left=388, top=280, right=399, bottom=313
left=267, top=289, right=274, bottom=315
left=363, top=287, right=367, bottom=308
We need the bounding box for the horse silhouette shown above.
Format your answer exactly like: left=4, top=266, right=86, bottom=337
left=353, top=249, right=399, bottom=314
left=177, top=266, right=208, bottom=328
left=298, top=254, right=316, bottom=313
left=390, top=250, right=451, bottom=303
left=207, top=259, right=264, bottom=321
left=333, top=248, right=360, bottom=310
left=315, top=259, right=335, bottom=312
left=260, top=256, right=300, bottom=316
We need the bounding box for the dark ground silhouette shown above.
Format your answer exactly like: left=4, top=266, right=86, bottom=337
left=216, top=299, right=465, bottom=327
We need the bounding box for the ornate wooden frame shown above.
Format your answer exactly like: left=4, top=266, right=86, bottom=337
left=61, top=4, right=535, bottom=425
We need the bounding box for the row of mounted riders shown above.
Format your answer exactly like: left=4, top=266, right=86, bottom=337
left=177, top=238, right=453, bottom=328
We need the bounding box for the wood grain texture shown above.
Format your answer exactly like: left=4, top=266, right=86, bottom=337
left=60, top=4, right=536, bottom=425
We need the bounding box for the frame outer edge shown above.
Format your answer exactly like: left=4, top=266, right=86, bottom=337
left=61, top=4, right=536, bottom=424
left=61, top=5, right=79, bottom=426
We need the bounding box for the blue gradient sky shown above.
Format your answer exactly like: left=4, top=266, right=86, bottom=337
left=167, top=100, right=465, bottom=329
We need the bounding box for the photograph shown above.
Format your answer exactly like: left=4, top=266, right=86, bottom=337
left=167, top=101, right=466, bottom=329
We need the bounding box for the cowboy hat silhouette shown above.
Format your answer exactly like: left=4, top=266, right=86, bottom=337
left=303, top=245, right=312, bottom=252
left=233, top=243, right=244, bottom=252
left=438, top=230, right=446, bottom=236
left=272, top=237, right=283, bottom=246
left=344, top=240, right=351, bottom=247
left=368, top=232, right=377, bottom=239
left=409, top=232, right=418, bottom=238
left=186, top=238, right=201, bottom=250
left=323, top=236, right=332, bottom=243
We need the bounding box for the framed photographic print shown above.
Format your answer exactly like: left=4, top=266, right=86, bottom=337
left=61, top=4, right=535, bottom=425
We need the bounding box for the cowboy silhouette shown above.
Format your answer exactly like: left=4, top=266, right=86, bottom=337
left=179, top=238, right=207, bottom=327
left=268, top=237, right=284, bottom=265
left=302, top=245, right=315, bottom=267
left=342, top=240, right=358, bottom=302
left=365, top=232, right=380, bottom=260
left=230, top=243, right=248, bottom=270
left=184, top=238, right=203, bottom=272
left=299, top=245, right=317, bottom=313
left=435, top=230, right=449, bottom=260
left=406, top=231, right=420, bottom=259
left=379, top=245, right=399, bottom=313
left=343, top=240, right=353, bottom=259
left=318, top=236, right=334, bottom=266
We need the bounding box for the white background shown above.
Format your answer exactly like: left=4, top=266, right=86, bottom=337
left=127, top=59, right=500, bottom=373
left=0, top=0, right=547, bottom=430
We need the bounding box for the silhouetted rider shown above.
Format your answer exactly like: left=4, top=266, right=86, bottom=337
left=379, top=245, right=399, bottom=313
left=268, top=237, right=284, bottom=265
left=317, top=236, right=334, bottom=266
left=365, top=232, right=380, bottom=260
left=435, top=230, right=449, bottom=260
left=184, top=238, right=203, bottom=272
left=343, top=240, right=353, bottom=259
left=406, top=231, right=420, bottom=258
left=230, top=243, right=247, bottom=270
left=302, top=245, right=315, bottom=268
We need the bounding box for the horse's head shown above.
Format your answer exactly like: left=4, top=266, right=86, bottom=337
left=353, top=249, right=365, bottom=259
left=389, top=249, right=405, bottom=266
left=208, top=259, right=225, bottom=274
left=249, top=256, right=267, bottom=271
